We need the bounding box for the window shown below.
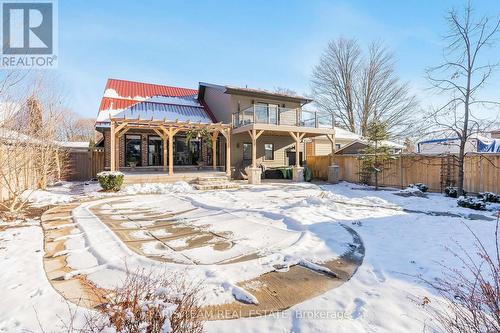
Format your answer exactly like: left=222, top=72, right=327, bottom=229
left=264, top=143, right=274, bottom=160
left=125, top=135, right=142, bottom=167
left=335, top=143, right=341, bottom=150
left=148, top=135, right=163, bottom=166
left=243, top=143, right=252, bottom=161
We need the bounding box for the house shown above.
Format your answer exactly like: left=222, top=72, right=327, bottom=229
left=305, top=128, right=361, bottom=157
left=95, top=79, right=335, bottom=184
left=305, top=129, right=404, bottom=156
left=334, top=139, right=404, bottom=155
left=417, top=133, right=500, bottom=154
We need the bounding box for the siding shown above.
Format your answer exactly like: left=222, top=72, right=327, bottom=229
left=231, top=133, right=301, bottom=168
left=203, top=86, right=233, bottom=123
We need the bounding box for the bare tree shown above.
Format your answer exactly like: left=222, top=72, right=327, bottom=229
left=312, top=39, right=419, bottom=138
left=58, top=109, right=97, bottom=143
left=417, top=216, right=500, bottom=333
left=312, top=38, right=361, bottom=133
left=0, top=74, right=68, bottom=216
left=357, top=42, right=419, bottom=137
left=273, top=86, right=298, bottom=97
left=426, top=2, right=500, bottom=196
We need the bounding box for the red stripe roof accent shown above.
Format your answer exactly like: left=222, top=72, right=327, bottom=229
left=99, top=98, right=139, bottom=112
left=99, top=78, right=198, bottom=111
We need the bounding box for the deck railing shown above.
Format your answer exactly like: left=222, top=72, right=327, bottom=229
left=232, top=105, right=333, bottom=129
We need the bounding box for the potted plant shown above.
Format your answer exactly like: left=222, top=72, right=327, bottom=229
left=127, top=157, right=138, bottom=169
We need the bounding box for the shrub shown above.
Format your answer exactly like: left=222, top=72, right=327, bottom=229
left=303, top=166, right=313, bottom=182
left=417, top=216, right=500, bottom=333
left=457, top=196, right=486, bottom=210
left=83, top=270, right=203, bottom=333
left=477, top=191, right=500, bottom=203
left=97, top=171, right=124, bottom=191
left=444, top=186, right=466, bottom=198
left=408, top=183, right=428, bottom=192
left=278, top=167, right=292, bottom=179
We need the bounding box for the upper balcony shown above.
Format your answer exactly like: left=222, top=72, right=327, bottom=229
left=232, top=105, right=334, bottom=129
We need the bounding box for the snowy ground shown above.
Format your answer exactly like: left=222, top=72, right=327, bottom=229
left=0, top=181, right=498, bottom=332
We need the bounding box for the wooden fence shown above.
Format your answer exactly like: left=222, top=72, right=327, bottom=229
left=65, top=148, right=105, bottom=181
left=306, top=153, right=500, bottom=194
left=1, top=147, right=105, bottom=203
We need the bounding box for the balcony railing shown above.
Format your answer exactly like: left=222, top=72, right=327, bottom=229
left=232, top=105, right=334, bottom=129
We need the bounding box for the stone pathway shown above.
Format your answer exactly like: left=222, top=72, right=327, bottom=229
left=41, top=203, right=106, bottom=308
left=40, top=198, right=365, bottom=319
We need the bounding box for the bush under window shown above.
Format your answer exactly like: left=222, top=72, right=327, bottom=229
left=97, top=171, right=124, bottom=191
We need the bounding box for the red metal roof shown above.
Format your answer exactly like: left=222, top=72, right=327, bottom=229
left=98, top=78, right=198, bottom=112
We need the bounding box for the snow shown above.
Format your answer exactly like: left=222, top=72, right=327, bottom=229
left=0, top=226, right=88, bottom=332
left=121, top=182, right=194, bottom=194
left=22, top=188, right=73, bottom=207
left=1, top=180, right=499, bottom=332
left=145, top=95, right=200, bottom=107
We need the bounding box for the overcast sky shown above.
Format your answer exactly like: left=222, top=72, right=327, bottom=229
left=56, top=0, right=500, bottom=120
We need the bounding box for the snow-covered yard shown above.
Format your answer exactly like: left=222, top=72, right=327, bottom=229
left=0, top=181, right=498, bottom=332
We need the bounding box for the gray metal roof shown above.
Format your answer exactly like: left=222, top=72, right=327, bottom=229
left=113, top=99, right=213, bottom=123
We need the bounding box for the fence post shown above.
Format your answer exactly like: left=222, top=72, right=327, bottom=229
left=399, top=153, right=403, bottom=189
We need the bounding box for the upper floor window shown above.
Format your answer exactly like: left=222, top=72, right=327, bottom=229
left=264, top=143, right=274, bottom=160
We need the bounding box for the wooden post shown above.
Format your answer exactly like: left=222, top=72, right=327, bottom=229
left=165, top=126, right=182, bottom=176
left=289, top=131, right=305, bottom=167
left=295, top=133, right=300, bottom=167
left=211, top=131, right=219, bottom=170
left=221, top=128, right=231, bottom=177
left=168, top=128, right=174, bottom=176
left=326, top=134, right=336, bottom=165
left=248, top=129, right=264, bottom=168
left=110, top=122, right=115, bottom=171
left=251, top=129, right=257, bottom=168
left=163, top=135, right=168, bottom=172
left=153, top=128, right=168, bottom=173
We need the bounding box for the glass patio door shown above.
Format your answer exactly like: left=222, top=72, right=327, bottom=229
left=268, top=104, right=278, bottom=124
left=148, top=136, right=163, bottom=166
left=125, top=135, right=142, bottom=167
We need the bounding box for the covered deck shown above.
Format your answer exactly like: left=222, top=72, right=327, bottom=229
left=232, top=123, right=336, bottom=170
left=109, top=118, right=232, bottom=178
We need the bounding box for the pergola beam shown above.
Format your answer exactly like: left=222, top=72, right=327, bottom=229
left=211, top=131, right=219, bottom=170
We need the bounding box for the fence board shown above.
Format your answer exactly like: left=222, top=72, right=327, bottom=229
left=307, top=153, right=500, bottom=194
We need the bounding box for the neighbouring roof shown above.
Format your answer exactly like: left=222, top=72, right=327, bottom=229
left=335, top=139, right=404, bottom=154
left=312, top=128, right=361, bottom=141
left=96, top=78, right=215, bottom=126
left=418, top=133, right=491, bottom=145
left=57, top=141, right=90, bottom=149
left=198, top=82, right=313, bottom=105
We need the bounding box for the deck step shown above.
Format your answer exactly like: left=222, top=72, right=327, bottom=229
left=193, top=176, right=239, bottom=190
left=192, top=183, right=240, bottom=191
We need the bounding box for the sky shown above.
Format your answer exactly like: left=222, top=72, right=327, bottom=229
left=55, top=0, right=500, bottom=119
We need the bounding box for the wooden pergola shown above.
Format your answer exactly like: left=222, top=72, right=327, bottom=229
left=109, top=118, right=232, bottom=176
